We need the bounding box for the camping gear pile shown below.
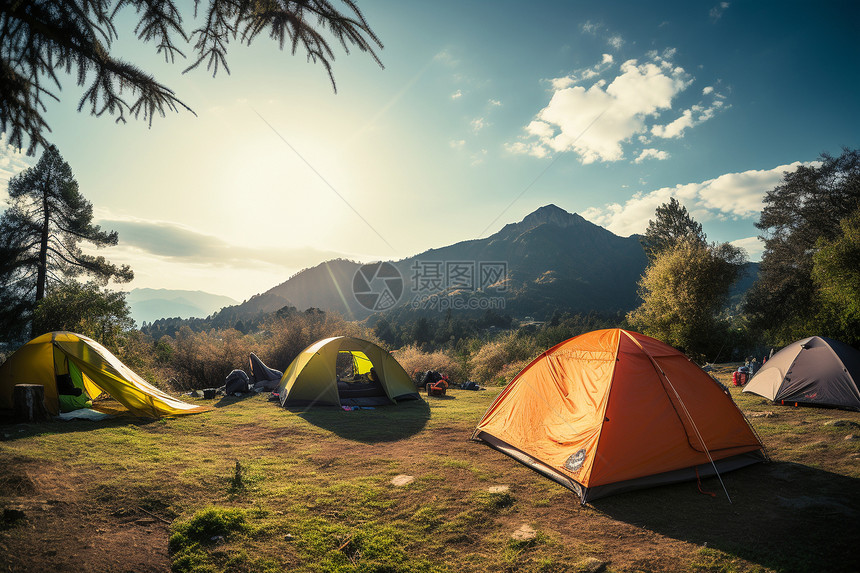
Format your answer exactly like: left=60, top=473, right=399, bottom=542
left=249, top=352, right=283, bottom=391
left=418, top=370, right=450, bottom=396
left=224, top=369, right=251, bottom=395
left=426, top=377, right=448, bottom=397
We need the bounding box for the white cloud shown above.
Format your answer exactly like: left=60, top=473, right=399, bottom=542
left=581, top=162, right=807, bottom=237
left=703, top=86, right=714, bottom=95
left=731, top=236, right=764, bottom=261
left=451, top=89, right=463, bottom=100
left=449, top=139, right=466, bottom=149
left=508, top=52, right=697, bottom=163
left=504, top=140, right=548, bottom=158
left=651, top=95, right=725, bottom=138
left=635, top=148, right=670, bottom=163
left=651, top=109, right=695, bottom=138
left=98, top=216, right=352, bottom=269
left=710, top=2, right=730, bottom=21
left=508, top=51, right=730, bottom=162
left=434, top=49, right=459, bottom=66
left=488, top=98, right=502, bottom=107
left=470, top=149, right=488, bottom=166
left=0, top=134, right=34, bottom=193
left=608, top=35, right=624, bottom=50
left=471, top=117, right=487, bottom=132
left=696, top=164, right=805, bottom=217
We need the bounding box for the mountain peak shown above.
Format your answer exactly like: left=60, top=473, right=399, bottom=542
left=521, top=204, right=583, bottom=227
left=496, top=204, right=587, bottom=237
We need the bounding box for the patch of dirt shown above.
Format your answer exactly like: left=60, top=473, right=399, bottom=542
left=390, top=474, right=415, bottom=486
left=0, top=460, right=169, bottom=572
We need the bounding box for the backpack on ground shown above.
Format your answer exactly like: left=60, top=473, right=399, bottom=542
left=225, top=369, right=250, bottom=394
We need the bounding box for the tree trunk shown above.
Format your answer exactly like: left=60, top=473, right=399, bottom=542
left=13, top=384, right=51, bottom=423
left=35, top=177, right=50, bottom=303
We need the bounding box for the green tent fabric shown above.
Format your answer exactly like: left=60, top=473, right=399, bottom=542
left=58, top=361, right=92, bottom=412
left=278, top=337, right=421, bottom=407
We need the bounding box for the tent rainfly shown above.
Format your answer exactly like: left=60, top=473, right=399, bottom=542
left=473, top=329, right=765, bottom=503
left=744, top=336, right=860, bottom=411
left=278, top=336, right=420, bottom=407
left=0, top=332, right=209, bottom=418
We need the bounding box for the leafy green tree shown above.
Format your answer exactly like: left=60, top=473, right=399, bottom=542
left=627, top=238, right=746, bottom=359
left=31, top=281, right=134, bottom=349
left=0, top=145, right=132, bottom=339
left=745, top=148, right=860, bottom=344
left=812, top=206, right=860, bottom=344
left=640, top=197, right=706, bottom=261
left=1, top=0, right=384, bottom=154
left=373, top=315, right=400, bottom=347
left=411, top=316, right=433, bottom=348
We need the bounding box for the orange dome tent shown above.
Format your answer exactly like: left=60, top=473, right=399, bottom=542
left=473, top=329, right=765, bottom=503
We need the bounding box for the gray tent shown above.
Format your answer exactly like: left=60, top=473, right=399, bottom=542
left=744, top=336, right=860, bottom=411
left=249, top=353, right=283, bottom=391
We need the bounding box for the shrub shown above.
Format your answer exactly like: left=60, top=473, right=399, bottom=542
left=168, top=327, right=255, bottom=390
left=257, top=311, right=377, bottom=371
left=469, top=332, right=539, bottom=384
left=395, top=344, right=465, bottom=384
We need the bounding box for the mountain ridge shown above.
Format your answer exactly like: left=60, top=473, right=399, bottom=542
left=213, top=205, right=651, bottom=322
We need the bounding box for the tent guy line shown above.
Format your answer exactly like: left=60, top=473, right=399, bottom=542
left=623, top=330, right=733, bottom=503
left=253, top=108, right=398, bottom=255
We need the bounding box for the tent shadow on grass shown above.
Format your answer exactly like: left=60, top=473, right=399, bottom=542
left=0, top=414, right=159, bottom=441
left=285, top=399, right=430, bottom=443
left=213, top=392, right=259, bottom=408
left=592, top=461, right=860, bottom=572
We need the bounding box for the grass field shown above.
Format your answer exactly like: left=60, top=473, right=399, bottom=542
left=1, top=365, right=858, bottom=572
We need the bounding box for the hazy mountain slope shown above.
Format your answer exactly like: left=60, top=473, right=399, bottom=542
left=126, top=288, right=238, bottom=324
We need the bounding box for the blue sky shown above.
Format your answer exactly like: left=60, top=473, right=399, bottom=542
left=1, top=1, right=858, bottom=301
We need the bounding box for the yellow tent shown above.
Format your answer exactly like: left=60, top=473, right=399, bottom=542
left=278, top=336, right=420, bottom=407
left=0, top=332, right=209, bottom=418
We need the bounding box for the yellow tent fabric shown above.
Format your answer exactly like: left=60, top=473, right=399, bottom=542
left=349, top=351, right=374, bottom=376
left=0, top=332, right=209, bottom=418
left=278, top=336, right=420, bottom=406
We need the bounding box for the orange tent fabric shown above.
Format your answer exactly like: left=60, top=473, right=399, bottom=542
left=473, top=329, right=764, bottom=502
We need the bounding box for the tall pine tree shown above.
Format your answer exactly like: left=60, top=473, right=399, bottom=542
left=640, top=197, right=706, bottom=261
left=0, top=145, right=132, bottom=340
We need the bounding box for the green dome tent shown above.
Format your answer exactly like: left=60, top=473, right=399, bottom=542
left=277, top=337, right=420, bottom=407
